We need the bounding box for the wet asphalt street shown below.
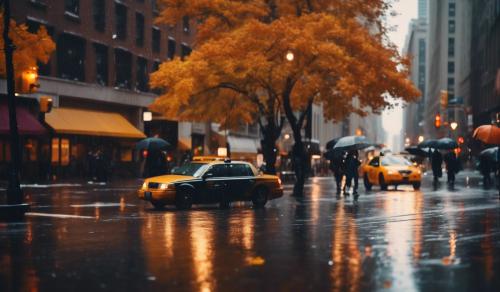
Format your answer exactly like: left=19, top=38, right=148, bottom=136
left=1, top=172, right=500, bottom=292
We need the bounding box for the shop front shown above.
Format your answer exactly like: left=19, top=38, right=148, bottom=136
left=0, top=101, right=47, bottom=182
left=44, top=107, right=146, bottom=180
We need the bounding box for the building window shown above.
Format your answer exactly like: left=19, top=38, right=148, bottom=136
left=151, top=61, right=161, bottom=94
left=57, top=34, right=85, bottom=82
left=94, top=43, right=108, bottom=86
left=448, top=61, right=455, bottom=74
left=448, top=19, right=455, bottom=34
left=152, top=0, right=159, bottom=15
left=136, top=13, right=145, bottom=47
left=136, top=57, right=148, bottom=92
left=93, top=0, right=105, bottom=32
left=181, top=44, right=192, bottom=60
left=65, top=0, right=79, bottom=16
left=448, top=38, right=455, bottom=57
left=182, top=16, right=190, bottom=33
left=115, top=49, right=132, bottom=89
left=448, top=2, right=455, bottom=17
left=152, top=28, right=161, bottom=53
left=115, top=3, right=127, bottom=40
left=448, top=77, right=454, bottom=87
left=167, top=38, right=176, bottom=59
left=27, top=20, right=54, bottom=76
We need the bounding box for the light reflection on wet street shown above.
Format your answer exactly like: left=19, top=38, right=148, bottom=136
left=1, top=175, right=500, bottom=291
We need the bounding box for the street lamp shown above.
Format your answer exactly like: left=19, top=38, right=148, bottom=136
left=450, top=122, right=458, bottom=131
left=418, top=135, right=425, bottom=143
left=286, top=51, right=294, bottom=62
left=1, top=0, right=30, bottom=221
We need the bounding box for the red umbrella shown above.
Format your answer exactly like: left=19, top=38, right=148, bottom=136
left=473, top=125, right=500, bottom=145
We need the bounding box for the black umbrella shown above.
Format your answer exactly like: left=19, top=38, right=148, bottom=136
left=418, top=139, right=439, bottom=149
left=436, top=137, right=458, bottom=150
left=332, top=135, right=371, bottom=151
left=480, top=147, right=499, bottom=162
left=136, top=137, right=171, bottom=151
left=405, top=146, right=431, bottom=157
left=326, top=138, right=341, bottom=150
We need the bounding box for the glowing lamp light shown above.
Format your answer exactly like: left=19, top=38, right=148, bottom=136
left=284, top=133, right=291, bottom=140
left=418, top=135, right=425, bottom=143
left=217, top=147, right=227, bottom=157
left=450, top=122, right=458, bottom=130
left=143, top=111, right=153, bottom=122
left=457, top=136, right=464, bottom=144
left=286, top=51, right=294, bottom=62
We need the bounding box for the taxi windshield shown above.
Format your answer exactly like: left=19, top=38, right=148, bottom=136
left=171, top=162, right=209, bottom=177
left=381, top=156, right=412, bottom=166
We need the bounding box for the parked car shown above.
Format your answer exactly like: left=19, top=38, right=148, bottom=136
left=138, top=158, right=283, bottom=210
left=361, top=155, right=422, bottom=191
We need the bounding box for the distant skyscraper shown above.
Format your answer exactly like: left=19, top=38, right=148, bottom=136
left=418, top=0, right=428, bottom=20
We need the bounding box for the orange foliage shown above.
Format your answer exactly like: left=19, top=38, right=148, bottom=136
left=151, top=0, right=420, bottom=126
left=0, top=12, right=55, bottom=78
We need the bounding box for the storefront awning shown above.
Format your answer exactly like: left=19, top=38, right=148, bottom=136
left=0, top=103, right=46, bottom=136
left=228, top=136, right=260, bottom=154
left=45, top=108, right=146, bottom=139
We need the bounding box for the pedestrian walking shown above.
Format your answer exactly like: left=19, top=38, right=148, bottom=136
left=329, top=152, right=345, bottom=195
left=431, top=149, right=443, bottom=184
left=444, top=150, right=459, bottom=188
left=344, top=150, right=361, bottom=198
left=479, top=154, right=493, bottom=188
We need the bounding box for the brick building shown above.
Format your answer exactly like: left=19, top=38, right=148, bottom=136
left=1, top=0, right=194, bottom=180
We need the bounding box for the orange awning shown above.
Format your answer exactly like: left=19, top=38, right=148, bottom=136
left=45, top=108, right=146, bottom=139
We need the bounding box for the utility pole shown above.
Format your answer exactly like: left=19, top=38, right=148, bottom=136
left=1, top=0, right=30, bottom=221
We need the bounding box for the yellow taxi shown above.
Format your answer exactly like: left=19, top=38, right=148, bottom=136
left=360, top=155, right=422, bottom=191
left=138, top=158, right=283, bottom=210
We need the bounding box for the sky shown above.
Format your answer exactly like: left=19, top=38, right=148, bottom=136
left=382, top=0, right=418, bottom=151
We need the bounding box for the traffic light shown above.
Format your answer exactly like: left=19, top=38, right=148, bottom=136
left=457, top=136, right=464, bottom=144
left=434, top=113, right=441, bottom=128
left=16, top=67, right=39, bottom=94
left=440, top=90, right=448, bottom=108
left=39, top=96, right=53, bottom=113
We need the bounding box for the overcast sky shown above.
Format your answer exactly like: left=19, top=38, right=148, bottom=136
left=382, top=0, right=418, bottom=151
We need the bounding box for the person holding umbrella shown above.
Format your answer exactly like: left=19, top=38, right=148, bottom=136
left=431, top=149, right=443, bottom=184
left=325, top=138, right=345, bottom=195
left=473, top=125, right=500, bottom=197
left=344, top=150, right=361, bottom=198
left=136, top=136, right=171, bottom=178
left=443, top=150, right=459, bottom=188
left=333, top=135, right=371, bottom=198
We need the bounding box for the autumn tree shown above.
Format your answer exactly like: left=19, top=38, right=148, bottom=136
left=0, top=12, right=55, bottom=79
left=151, top=0, right=420, bottom=195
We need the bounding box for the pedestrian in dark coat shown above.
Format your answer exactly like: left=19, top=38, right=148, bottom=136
left=344, top=150, right=361, bottom=197
left=479, top=155, right=492, bottom=188
left=329, top=153, right=345, bottom=195
left=444, top=151, right=459, bottom=187
left=431, top=149, right=443, bottom=183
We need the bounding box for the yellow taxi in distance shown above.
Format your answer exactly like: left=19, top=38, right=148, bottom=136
left=361, top=155, right=422, bottom=191
left=138, top=159, right=283, bottom=210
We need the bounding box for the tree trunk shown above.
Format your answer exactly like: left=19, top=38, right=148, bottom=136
left=259, top=117, right=282, bottom=174
left=291, top=132, right=307, bottom=196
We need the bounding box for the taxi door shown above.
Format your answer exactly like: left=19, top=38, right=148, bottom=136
left=367, top=157, right=380, bottom=184
left=202, top=164, right=229, bottom=203
left=227, top=164, right=256, bottom=200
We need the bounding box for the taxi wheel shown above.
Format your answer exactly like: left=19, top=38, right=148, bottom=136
left=413, top=182, right=421, bottom=190
left=379, top=174, right=388, bottom=191
left=175, top=189, right=193, bottom=210
left=252, top=187, right=268, bottom=208
left=364, top=174, right=372, bottom=191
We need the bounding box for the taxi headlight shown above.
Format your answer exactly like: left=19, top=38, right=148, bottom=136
left=417, top=169, right=422, bottom=175
left=277, top=177, right=282, bottom=186
left=142, top=182, right=147, bottom=190
left=159, top=183, right=170, bottom=190
left=387, top=170, right=395, bottom=175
